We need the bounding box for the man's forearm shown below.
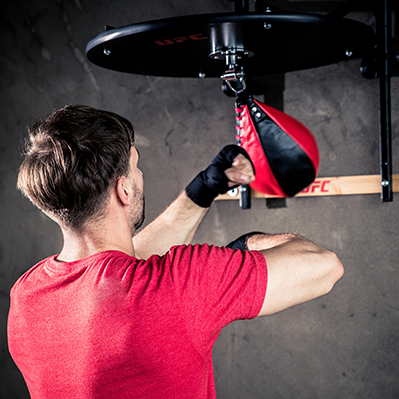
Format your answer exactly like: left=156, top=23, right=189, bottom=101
left=133, top=191, right=208, bottom=259
left=246, top=233, right=298, bottom=251
left=227, top=231, right=299, bottom=251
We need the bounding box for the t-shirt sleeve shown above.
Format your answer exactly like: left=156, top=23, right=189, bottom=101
left=165, top=244, right=267, bottom=352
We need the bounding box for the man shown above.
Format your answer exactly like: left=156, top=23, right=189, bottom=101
left=8, top=105, right=343, bottom=399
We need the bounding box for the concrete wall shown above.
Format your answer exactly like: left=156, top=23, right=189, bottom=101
left=1, top=0, right=398, bottom=398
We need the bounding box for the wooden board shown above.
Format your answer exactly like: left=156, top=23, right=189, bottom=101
left=216, top=174, right=399, bottom=201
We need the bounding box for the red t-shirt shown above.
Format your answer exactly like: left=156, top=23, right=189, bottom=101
left=8, top=244, right=267, bottom=399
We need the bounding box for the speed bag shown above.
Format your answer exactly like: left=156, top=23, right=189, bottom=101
left=236, top=96, right=319, bottom=197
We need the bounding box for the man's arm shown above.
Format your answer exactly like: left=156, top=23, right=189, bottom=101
left=248, top=233, right=344, bottom=317
left=133, top=191, right=208, bottom=259
left=133, top=148, right=255, bottom=259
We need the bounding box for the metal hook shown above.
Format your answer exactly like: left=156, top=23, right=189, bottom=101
left=221, top=66, right=247, bottom=94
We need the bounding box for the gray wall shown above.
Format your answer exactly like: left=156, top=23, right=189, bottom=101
left=1, top=0, right=398, bottom=398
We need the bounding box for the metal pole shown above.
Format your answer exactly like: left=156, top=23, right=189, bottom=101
left=376, top=0, right=393, bottom=201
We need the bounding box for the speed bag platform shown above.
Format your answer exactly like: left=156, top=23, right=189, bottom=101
left=235, top=94, right=319, bottom=197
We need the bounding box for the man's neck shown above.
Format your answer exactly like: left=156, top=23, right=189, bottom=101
left=57, top=219, right=135, bottom=263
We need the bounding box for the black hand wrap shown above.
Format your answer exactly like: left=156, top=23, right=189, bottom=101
left=226, top=231, right=264, bottom=251
left=186, top=145, right=254, bottom=208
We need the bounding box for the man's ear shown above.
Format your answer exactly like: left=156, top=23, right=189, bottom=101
left=116, top=177, right=131, bottom=206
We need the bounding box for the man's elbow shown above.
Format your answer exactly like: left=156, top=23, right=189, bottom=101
left=323, top=250, right=344, bottom=293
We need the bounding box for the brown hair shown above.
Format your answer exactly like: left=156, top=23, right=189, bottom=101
left=17, top=105, right=135, bottom=231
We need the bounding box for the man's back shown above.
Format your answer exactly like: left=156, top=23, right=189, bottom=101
left=10, top=105, right=343, bottom=398
left=8, top=245, right=266, bottom=399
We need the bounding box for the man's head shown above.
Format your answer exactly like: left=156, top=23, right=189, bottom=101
left=17, top=105, right=140, bottom=231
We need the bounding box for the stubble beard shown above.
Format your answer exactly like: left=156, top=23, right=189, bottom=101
left=130, top=185, right=145, bottom=232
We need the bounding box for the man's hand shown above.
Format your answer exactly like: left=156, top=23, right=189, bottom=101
left=185, top=145, right=255, bottom=208
left=225, top=153, right=255, bottom=187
